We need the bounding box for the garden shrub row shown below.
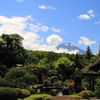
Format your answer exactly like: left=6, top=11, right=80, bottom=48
left=15, top=88, right=31, bottom=98
left=78, top=90, right=94, bottom=99
left=0, top=87, right=18, bottom=100
left=0, top=87, right=31, bottom=100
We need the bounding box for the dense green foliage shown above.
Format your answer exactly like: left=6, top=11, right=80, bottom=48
left=78, top=90, right=94, bottom=99
left=15, top=88, right=31, bottom=99
left=0, top=87, right=18, bottom=100
left=94, top=79, right=100, bottom=98
left=5, top=68, right=38, bottom=88
left=0, top=34, right=26, bottom=68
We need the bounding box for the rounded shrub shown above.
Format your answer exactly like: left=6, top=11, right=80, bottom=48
left=21, top=89, right=31, bottom=98
left=15, top=88, right=23, bottom=98
left=0, top=87, right=18, bottom=100
left=78, top=90, right=94, bottom=99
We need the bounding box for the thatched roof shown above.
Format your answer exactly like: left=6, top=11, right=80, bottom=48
left=82, top=58, right=100, bottom=76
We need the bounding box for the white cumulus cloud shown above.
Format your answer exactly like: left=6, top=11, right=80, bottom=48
left=77, top=10, right=96, bottom=20
left=87, top=10, right=96, bottom=17
left=47, top=34, right=63, bottom=46
left=77, top=14, right=91, bottom=20
left=0, top=15, right=28, bottom=35
left=78, top=36, right=96, bottom=45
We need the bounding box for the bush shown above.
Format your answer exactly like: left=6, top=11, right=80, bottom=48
left=21, top=89, right=31, bottom=98
left=0, top=87, right=18, bottom=100
left=24, top=94, right=53, bottom=100
left=15, top=88, right=23, bottom=98
left=78, top=90, right=94, bottom=99
left=94, top=84, right=100, bottom=98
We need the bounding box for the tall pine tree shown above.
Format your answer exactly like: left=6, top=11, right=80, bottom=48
left=85, top=46, right=92, bottom=60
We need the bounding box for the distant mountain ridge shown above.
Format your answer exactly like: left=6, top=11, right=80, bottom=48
left=56, top=43, right=85, bottom=54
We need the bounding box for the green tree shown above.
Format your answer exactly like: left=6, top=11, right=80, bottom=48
left=24, top=64, right=49, bottom=84
left=0, top=34, right=26, bottom=67
left=5, top=68, right=38, bottom=88
left=85, top=46, right=92, bottom=60
left=0, top=65, right=8, bottom=78
left=54, top=57, right=75, bottom=81
left=38, top=57, right=49, bottom=66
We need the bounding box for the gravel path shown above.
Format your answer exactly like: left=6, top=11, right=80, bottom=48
left=53, top=96, right=81, bottom=100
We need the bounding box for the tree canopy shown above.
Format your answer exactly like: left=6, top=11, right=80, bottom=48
left=5, top=68, right=38, bottom=88
left=0, top=34, right=26, bottom=67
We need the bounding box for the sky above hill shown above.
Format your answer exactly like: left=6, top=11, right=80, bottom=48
left=0, top=0, right=100, bottom=54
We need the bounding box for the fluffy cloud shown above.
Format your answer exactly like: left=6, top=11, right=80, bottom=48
left=46, top=34, right=63, bottom=46
left=0, top=15, right=28, bottom=35
left=77, top=10, right=96, bottom=20
left=51, top=27, right=61, bottom=33
left=77, top=14, right=91, bottom=20
left=87, top=10, right=96, bottom=17
left=38, top=5, right=56, bottom=10
left=78, top=36, right=96, bottom=45
left=22, top=32, right=40, bottom=50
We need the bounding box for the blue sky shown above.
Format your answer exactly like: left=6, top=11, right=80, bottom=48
left=0, top=0, right=100, bottom=54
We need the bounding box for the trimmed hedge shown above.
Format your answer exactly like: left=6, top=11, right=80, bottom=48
left=78, top=90, right=94, bottom=99
left=24, top=94, right=53, bottom=100
left=15, top=88, right=23, bottom=98
left=15, top=88, right=31, bottom=99
left=21, top=89, right=31, bottom=98
left=0, top=87, right=18, bottom=100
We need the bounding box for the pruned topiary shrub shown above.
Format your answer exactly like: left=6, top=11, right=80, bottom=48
left=15, top=88, right=23, bottom=98
left=78, top=90, right=94, bottom=99
left=0, top=87, right=18, bottom=100
left=21, top=89, right=31, bottom=98
left=24, top=94, right=53, bottom=100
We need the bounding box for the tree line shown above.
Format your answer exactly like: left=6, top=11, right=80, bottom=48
left=0, top=33, right=99, bottom=88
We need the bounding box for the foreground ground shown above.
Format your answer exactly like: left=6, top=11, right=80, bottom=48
left=53, top=96, right=99, bottom=100
left=53, top=96, right=80, bottom=100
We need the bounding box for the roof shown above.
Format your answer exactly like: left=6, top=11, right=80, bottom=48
left=82, top=58, right=100, bottom=76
